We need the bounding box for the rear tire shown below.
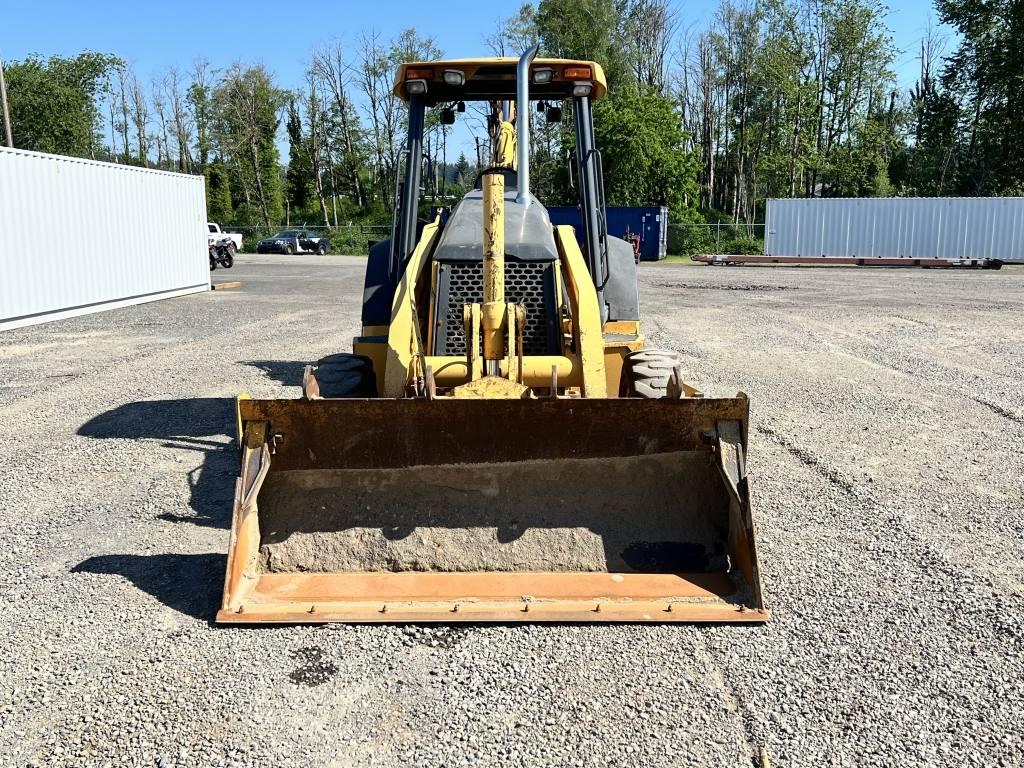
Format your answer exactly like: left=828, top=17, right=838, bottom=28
left=310, top=353, right=377, bottom=398
left=622, top=348, right=684, bottom=398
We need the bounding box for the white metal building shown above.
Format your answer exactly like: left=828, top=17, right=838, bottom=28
left=1, top=147, right=209, bottom=331
left=764, top=197, right=1024, bottom=265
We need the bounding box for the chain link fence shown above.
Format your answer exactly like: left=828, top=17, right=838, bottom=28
left=228, top=220, right=765, bottom=258
left=230, top=223, right=391, bottom=254
left=666, top=222, right=765, bottom=257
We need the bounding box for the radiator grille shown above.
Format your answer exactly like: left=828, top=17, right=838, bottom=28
left=439, top=260, right=555, bottom=356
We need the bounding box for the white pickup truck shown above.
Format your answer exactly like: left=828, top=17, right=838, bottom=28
left=207, top=222, right=243, bottom=251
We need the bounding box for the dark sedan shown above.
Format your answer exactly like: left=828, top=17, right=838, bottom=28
left=255, top=229, right=331, bottom=255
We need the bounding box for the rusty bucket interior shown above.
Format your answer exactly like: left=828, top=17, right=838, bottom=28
left=218, top=397, right=767, bottom=623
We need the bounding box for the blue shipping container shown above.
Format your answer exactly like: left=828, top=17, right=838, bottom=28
left=546, top=205, right=668, bottom=261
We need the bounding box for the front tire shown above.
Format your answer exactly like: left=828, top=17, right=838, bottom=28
left=317, top=243, right=328, bottom=256
left=306, top=353, right=377, bottom=398
left=220, top=253, right=233, bottom=268
left=621, top=348, right=684, bottom=398
left=286, top=243, right=296, bottom=255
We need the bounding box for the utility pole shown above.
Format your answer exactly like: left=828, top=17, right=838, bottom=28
left=0, top=51, right=13, bottom=148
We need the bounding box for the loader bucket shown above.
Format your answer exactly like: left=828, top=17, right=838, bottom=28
left=218, top=397, right=767, bottom=623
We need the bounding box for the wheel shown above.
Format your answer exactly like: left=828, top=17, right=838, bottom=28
left=220, top=252, right=233, bottom=268
left=286, top=243, right=296, bottom=255
left=309, top=353, right=377, bottom=398
left=317, top=243, right=328, bottom=256
left=621, top=348, right=684, bottom=398
left=209, top=255, right=217, bottom=270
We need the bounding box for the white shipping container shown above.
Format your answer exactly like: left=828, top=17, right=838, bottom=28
left=1, top=146, right=209, bottom=331
left=765, top=197, right=1024, bottom=264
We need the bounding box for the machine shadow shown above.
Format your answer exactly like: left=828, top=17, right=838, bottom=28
left=72, top=553, right=223, bottom=623
left=241, top=360, right=308, bottom=387
left=78, top=397, right=236, bottom=528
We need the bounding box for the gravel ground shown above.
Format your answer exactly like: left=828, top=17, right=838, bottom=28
left=1, top=254, right=1022, bottom=767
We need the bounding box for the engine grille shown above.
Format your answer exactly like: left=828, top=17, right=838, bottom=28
left=436, top=259, right=558, bottom=356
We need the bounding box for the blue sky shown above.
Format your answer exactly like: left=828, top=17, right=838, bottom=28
left=3, top=0, right=951, bottom=159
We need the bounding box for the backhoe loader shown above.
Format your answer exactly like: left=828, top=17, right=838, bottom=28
left=218, top=46, right=767, bottom=623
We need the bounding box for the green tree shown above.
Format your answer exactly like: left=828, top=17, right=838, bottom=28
left=312, top=43, right=370, bottom=209
left=592, top=87, right=699, bottom=211
left=486, top=3, right=538, bottom=55
left=205, top=160, right=234, bottom=223
left=933, top=0, right=1024, bottom=193
left=356, top=29, right=442, bottom=205
left=187, top=59, right=214, bottom=173
left=285, top=97, right=312, bottom=217
left=5, top=53, right=121, bottom=157
left=213, top=64, right=286, bottom=228
left=536, top=0, right=631, bottom=90
left=453, top=152, right=472, bottom=186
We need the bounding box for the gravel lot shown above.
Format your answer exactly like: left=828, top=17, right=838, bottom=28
left=1, top=254, right=1022, bottom=767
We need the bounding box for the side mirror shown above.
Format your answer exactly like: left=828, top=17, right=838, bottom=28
left=440, top=107, right=456, bottom=125
left=546, top=105, right=563, bottom=123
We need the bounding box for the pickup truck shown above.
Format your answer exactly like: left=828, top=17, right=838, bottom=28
left=207, top=222, right=243, bottom=251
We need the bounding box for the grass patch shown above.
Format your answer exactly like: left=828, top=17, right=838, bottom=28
left=654, top=254, right=704, bottom=265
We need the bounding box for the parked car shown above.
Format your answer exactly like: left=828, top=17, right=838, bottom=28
left=255, top=229, right=331, bottom=255
left=207, top=222, right=243, bottom=251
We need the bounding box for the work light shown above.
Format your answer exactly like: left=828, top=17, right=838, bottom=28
left=532, top=67, right=554, bottom=84
left=443, top=69, right=465, bottom=86
left=405, top=79, right=428, bottom=95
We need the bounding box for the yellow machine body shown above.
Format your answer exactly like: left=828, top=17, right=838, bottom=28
left=217, top=53, right=767, bottom=624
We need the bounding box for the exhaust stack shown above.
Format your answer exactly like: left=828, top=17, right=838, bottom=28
left=516, top=44, right=539, bottom=205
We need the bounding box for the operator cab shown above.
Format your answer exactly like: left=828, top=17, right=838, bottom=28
left=361, top=53, right=639, bottom=346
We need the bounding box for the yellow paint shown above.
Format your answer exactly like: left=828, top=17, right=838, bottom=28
left=602, top=321, right=645, bottom=397
left=603, top=320, right=642, bottom=336
left=423, top=355, right=581, bottom=387
left=495, top=120, right=517, bottom=168
left=352, top=338, right=388, bottom=396
left=555, top=226, right=607, bottom=397
left=234, top=392, right=251, bottom=449
left=481, top=173, right=507, bottom=362
left=603, top=343, right=641, bottom=398
left=461, top=303, right=482, bottom=380
left=426, top=261, right=439, bottom=353
left=382, top=219, right=442, bottom=397
left=507, top=304, right=526, bottom=384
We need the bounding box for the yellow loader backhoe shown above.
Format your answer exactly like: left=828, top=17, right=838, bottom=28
left=219, top=47, right=767, bottom=623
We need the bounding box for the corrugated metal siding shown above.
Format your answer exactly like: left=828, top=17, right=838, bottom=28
left=765, top=197, right=1024, bottom=263
left=1, top=147, right=208, bottom=330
